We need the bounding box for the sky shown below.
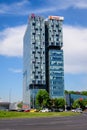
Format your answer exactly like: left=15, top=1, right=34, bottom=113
left=0, top=0, right=87, bottom=102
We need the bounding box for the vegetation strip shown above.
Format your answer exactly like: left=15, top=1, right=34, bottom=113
left=0, top=111, right=80, bottom=119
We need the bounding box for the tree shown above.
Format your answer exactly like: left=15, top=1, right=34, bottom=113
left=65, top=90, right=69, bottom=94
left=81, top=91, right=87, bottom=96
left=54, top=98, right=65, bottom=109
left=84, top=99, right=87, bottom=107
left=17, top=101, right=23, bottom=109
left=50, top=98, right=65, bottom=109
left=36, top=90, right=49, bottom=108
left=72, top=99, right=80, bottom=108
left=72, top=99, right=87, bottom=110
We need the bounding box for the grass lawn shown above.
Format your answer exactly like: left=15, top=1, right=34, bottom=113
left=0, top=111, right=80, bottom=119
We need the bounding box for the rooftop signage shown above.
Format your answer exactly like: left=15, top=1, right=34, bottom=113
left=31, top=13, right=35, bottom=18
left=49, top=16, right=64, bottom=21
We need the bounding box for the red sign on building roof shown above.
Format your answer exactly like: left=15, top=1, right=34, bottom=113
left=31, top=14, right=35, bottom=18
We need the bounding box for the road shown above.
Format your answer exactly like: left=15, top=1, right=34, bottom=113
left=0, top=112, right=87, bottom=130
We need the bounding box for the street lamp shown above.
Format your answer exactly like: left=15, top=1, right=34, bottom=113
left=33, top=84, right=34, bottom=109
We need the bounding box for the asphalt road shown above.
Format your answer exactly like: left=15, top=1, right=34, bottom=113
left=0, top=112, right=87, bottom=130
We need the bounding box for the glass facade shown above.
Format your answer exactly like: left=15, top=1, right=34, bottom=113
left=48, top=19, right=63, bottom=47
left=30, top=15, right=46, bottom=85
left=66, top=94, right=87, bottom=107
left=23, top=14, right=46, bottom=108
left=47, top=16, right=64, bottom=99
left=23, top=14, right=64, bottom=108
left=71, top=94, right=87, bottom=101
left=49, top=50, right=64, bottom=98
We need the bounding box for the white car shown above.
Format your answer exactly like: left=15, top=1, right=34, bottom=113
left=40, top=108, right=51, bottom=112
left=71, top=108, right=82, bottom=113
left=75, top=108, right=82, bottom=113
left=71, top=109, right=76, bottom=112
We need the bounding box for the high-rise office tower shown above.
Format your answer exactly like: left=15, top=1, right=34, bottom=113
left=23, top=14, right=64, bottom=109
left=23, top=14, right=46, bottom=108
left=46, top=16, right=64, bottom=99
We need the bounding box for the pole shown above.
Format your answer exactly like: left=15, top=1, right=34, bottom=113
left=33, top=84, right=34, bottom=109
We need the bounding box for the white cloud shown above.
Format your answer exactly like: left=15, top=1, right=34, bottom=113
left=47, top=0, right=87, bottom=9
left=63, top=25, right=87, bottom=74
left=0, top=0, right=87, bottom=16
left=0, top=24, right=87, bottom=74
left=72, top=0, right=87, bottom=9
left=0, top=0, right=30, bottom=15
left=0, top=25, right=26, bottom=57
left=9, top=68, right=22, bottom=73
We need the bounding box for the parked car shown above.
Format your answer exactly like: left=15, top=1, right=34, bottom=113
left=30, top=109, right=37, bottom=112
left=51, top=108, right=63, bottom=112
left=40, top=108, right=51, bottom=112
left=71, top=109, right=76, bottom=112
left=17, top=109, right=24, bottom=112
left=24, top=109, right=30, bottom=112
left=71, top=108, right=82, bottom=113
left=58, top=108, right=63, bottom=112
left=75, top=108, right=82, bottom=113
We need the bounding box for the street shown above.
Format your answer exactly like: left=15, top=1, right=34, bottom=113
left=0, top=112, right=87, bottom=130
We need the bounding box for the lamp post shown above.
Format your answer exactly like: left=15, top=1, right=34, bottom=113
left=65, top=94, right=67, bottom=111
left=33, top=84, right=34, bottom=109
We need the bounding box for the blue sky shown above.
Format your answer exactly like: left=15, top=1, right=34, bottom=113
left=0, top=0, right=87, bottom=102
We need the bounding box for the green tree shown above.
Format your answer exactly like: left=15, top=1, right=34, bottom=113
left=81, top=91, right=87, bottom=96
left=72, top=99, right=86, bottom=110
left=72, top=99, right=80, bottom=108
left=50, top=98, right=65, bottom=109
left=36, top=90, right=49, bottom=108
left=54, top=98, right=65, bottom=109
left=64, top=90, right=69, bottom=94
left=17, top=101, right=23, bottom=109
left=84, top=99, right=87, bottom=107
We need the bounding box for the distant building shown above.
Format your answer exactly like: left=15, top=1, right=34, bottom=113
left=9, top=102, right=19, bottom=111
left=23, top=14, right=64, bottom=108
left=0, top=102, right=10, bottom=110
left=66, top=93, right=87, bottom=108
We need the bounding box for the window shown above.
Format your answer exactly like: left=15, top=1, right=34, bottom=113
left=35, top=66, right=38, bottom=69
left=35, top=46, right=38, bottom=49
left=56, top=34, right=59, bottom=37
left=32, top=42, right=35, bottom=44
left=35, top=75, right=38, bottom=79
left=51, top=25, right=54, bottom=27
left=53, top=86, right=56, bottom=89
left=32, top=51, right=35, bottom=54
left=51, top=42, right=54, bottom=45
left=32, top=32, right=35, bottom=35
left=59, top=29, right=61, bottom=32
left=32, top=80, right=35, bottom=84
left=32, top=23, right=35, bottom=26
left=35, top=28, right=38, bottom=31
left=38, top=81, right=41, bottom=84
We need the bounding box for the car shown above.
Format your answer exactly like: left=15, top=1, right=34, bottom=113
left=17, top=109, right=24, bottom=112
left=75, top=108, right=82, bottom=113
left=58, top=108, right=63, bottom=112
left=30, top=109, right=37, bottom=112
left=24, top=109, right=30, bottom=112
left=71, top=109, right=76, bottom=112
left=51, top=108, right=63, bottom=112
left=40, top=108, right=51, bottom=112
left=71, top=108, right=82, bottom=113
